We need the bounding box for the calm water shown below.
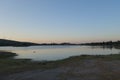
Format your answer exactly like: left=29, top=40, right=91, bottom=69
left=0, top=46, right=120, bottom=61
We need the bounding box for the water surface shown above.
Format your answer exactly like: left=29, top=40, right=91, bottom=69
left=0, top=46, right=119, bottom=61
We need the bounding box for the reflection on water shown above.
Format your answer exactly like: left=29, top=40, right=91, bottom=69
left=0, top=46, right=120, bottom=61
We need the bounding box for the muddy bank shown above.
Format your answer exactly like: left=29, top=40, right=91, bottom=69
left=1, top=59, right=120, bottom=80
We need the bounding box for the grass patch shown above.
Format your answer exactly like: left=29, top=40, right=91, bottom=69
left=0, top=51, right=17, bottom=58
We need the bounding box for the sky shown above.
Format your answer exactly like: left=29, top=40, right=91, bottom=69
left=0, top=0, right=120, bottom=43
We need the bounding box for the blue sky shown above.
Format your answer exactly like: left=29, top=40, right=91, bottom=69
left=0, top=0, right=120, bottom=43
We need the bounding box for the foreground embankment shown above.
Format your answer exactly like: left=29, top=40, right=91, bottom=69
left=0, top=51, right=120, bottom=80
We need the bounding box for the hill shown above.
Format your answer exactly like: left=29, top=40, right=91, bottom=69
left=0, top=39, right=40, bottom=47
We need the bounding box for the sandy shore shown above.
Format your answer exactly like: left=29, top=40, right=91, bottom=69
left=1, top=59, right=120, bottom=80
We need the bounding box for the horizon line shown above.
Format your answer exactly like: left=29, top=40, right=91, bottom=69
left=0, top=38, right=119, bottom=44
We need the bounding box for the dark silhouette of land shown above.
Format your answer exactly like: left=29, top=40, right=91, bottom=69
left=81, top=41, right=120, bottom=49
left=0, top=39, right=39, bottom=47
left=0, top=39, right=120, bottom=48
left=0, top=39, right=78, bottom=47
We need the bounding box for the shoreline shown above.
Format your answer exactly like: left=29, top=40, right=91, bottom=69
left=0, top=51, right=120, bottom=80
left=0, top=51, right=120, bottom=73
left=0, top=52, right=120, bottom=80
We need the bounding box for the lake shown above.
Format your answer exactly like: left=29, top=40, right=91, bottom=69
left=0, top=46, right=120, bottom=61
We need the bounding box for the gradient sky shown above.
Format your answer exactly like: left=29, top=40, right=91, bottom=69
left=0, top=0, right=120, bottom=43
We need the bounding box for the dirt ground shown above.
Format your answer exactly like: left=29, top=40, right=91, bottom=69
left=1, top=59, right=120, bottom=80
